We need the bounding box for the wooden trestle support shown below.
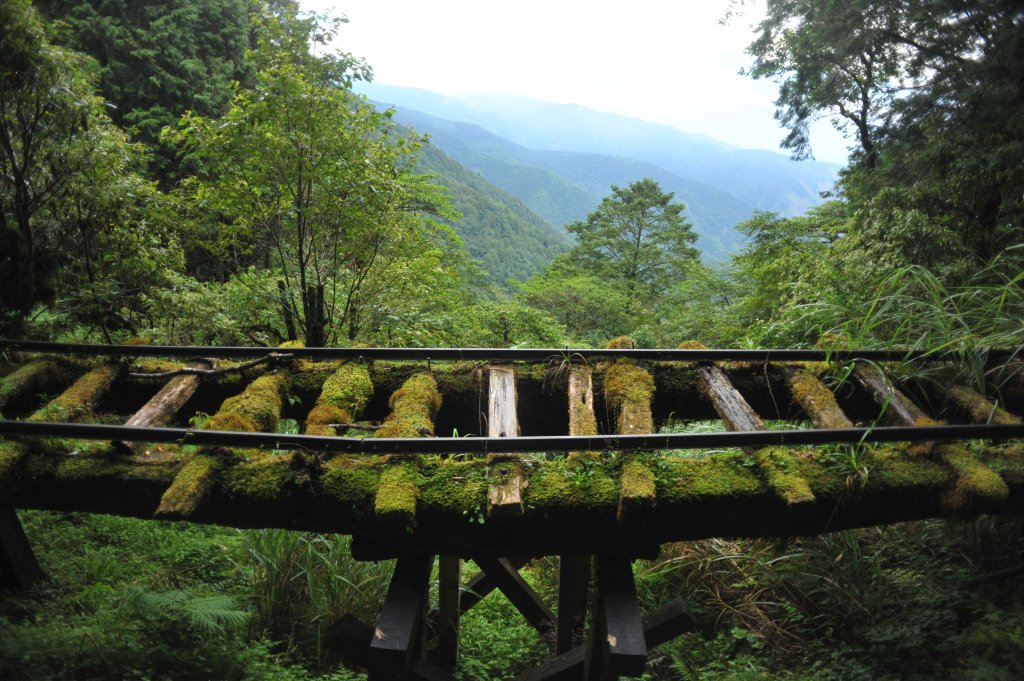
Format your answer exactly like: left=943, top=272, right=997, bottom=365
left=1, top=339, right=1024, bottom=678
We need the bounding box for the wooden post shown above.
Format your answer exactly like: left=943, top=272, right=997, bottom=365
left=0, top=508, right=44, bottom=590
left=557, top=555, right=590, bottom=654
left=584, top=557, right=646, bottom=681
left=436, top=555, right=461, bottom=671
left=369, top=555, right=434, bottom=680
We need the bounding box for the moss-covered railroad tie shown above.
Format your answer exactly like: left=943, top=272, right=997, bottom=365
left=372, top=373, right=441, bottom=532
left=304, top=362, right=373, bottom=436
left=156, top=371, right=291, bottom=519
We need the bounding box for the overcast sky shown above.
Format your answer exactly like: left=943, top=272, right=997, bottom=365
left=300, top=0, right=850, bottom=164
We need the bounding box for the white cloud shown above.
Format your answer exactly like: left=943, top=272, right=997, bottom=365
left=300, top=0, right=852, bottom=163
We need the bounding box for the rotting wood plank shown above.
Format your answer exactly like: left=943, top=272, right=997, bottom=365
left=472, top=557, right=555, bottom=639
left=436, top=555, right=461, bottom=671
left=604, top=359, right=657, bottom=523
left=947, top=384, right=1022, bottom=425
left=568, top=365, right=598, bottom=460
left=697, top=361, right=815, bottom=506
left=488, top=365, right=524, bottom=517
left=0, top=507, right=45, bottom=590
left=0, top=359, right=79, bottom=416
left=696, top=363, right=765, bottom=432
left=28, top=361, right=124, bottom=423
left=851, top=364, right=1009, bottom=512
left=155, top=371, right=290, bottom=519
left=369, top=554, right=434, bottom=679
left=851, top=363, right=937, bottom=426
left=513, top=599, right=696, bottom=681
left=115, top=360, right=211, bottom=454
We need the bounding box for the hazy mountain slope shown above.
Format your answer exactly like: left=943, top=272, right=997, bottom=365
left=360, top=83, right=840, bottom=217
left=414, top=143, right=570, bottom=285
left=384, top=105, right=754, bottom=262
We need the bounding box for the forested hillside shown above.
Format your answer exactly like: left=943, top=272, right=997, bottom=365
left=2, top=1, right=1024, bottom=680
left=359, top=83, right=841, bottom=218
left=383, top=105, right=754, bottom=262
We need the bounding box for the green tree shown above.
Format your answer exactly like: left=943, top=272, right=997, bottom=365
left=170, top=4, right=457, bottom=346
left=747, top=0, right=1024, bottom=279
left=35, top=0, right=252, bottom=180
left=564, top=178, right=699, bottom=301
left=0, top=0, right=175, bottom=337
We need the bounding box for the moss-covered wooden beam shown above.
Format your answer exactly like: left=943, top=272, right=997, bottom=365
left=947, top=385, right=1022, bottom=426
left=2, top=439, right=1023, bottom=557
left=372, top=373, right=441, bottom=532
left=155, top=371, right=291, bottom=519
left=782, top=365, right=854, bottom=429
left=603, top=339, right=657, bottom=522
left=28, top=362, right=124, bottom=423
left=304, top=362, right=373, bottom=436
left=0, top=358, right=83, bottom=417
left=681, top=344, right=815, bottom=506
left=850, top=363, right=1008, bottom=512
left=567, top=365, right=597, bottom=460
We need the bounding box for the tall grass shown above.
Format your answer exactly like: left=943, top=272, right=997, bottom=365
left=234, top=529, right=393, bottom=662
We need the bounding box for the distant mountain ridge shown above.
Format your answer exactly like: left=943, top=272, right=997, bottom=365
left=388, top=105, right=754, bottom=262
left=360, top=83, right=842, bottom=258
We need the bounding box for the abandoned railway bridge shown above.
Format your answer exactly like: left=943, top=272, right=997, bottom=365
left=1, top=338, right=1022, bottom=680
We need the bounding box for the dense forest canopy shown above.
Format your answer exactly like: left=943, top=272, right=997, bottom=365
left=2, top=1, right=1024, bottom=680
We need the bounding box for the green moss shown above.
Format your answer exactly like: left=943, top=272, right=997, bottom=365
left=375, top=462, right=419, bottom=531
left=130, top=358, right=185, bottom=375
left=785, top=368, right=853, bottom=429
left=607, top=336, right=637, bottom=349
left=224, top=453, right=296, bottom=501
left=418, top=459, right=489, bottom=516
left=604, top=360, right=655, bottom=434
left=947, top=385, right=1021, bottom=425
left=658, top=456, right=764, bottom=502
left=0, top=441, right=25, bottom=497
left=320, top=456, right=383, bottom=519
left=936, top=443, right=1009, bottom=512
left=205, top=372, right=289, bottom=433
left=525, top=459, right=619, bottom=510
left=754, top=447, right=816, bottom=505
left=0, top=360, right=58, bottom=414
left=28, top=363, right=123, bottom=423
left=618, top=459, right=656, bottom=522
left=305, top=363, right=373, bottom=436
left=376, top=373, right=441, bottom=439
left=156, top=454, right=221, bottom=518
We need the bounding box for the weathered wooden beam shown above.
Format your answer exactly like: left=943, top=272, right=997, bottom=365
left=304, top=362, right=373, bottom=436
left=28, top=361, right=124, bottom=423
left=3, top=438, right=1024, bottom=554
left=0, top=507, right=44, bottom=590
left=852, top=363, right=1009, bottom=512
left=604, top=358, right=658, bottom=523
left=436, top=555, right=461, bottom=671
left=568, top=365, right=598, bottom=460
left=947, top=384, right=1022, bottom=425
left=114, top=360, right=211, bottom=454
left=584, top=557, right=646, bottom=679
left=460, top=555, right=531, bottom=612
left=0, top=358, right=81, bottom=416
left=373, top=373, right=441, bottom=532
left=488, top=365, right=525, bottom=517
left=369, top=555, right=434, bottom=679
left=472, top=557, right=555, bottom=638
left=851, top=363, right=937, bottom=426
left=696, top=363, right=764, bottom=432
left=155, top=371, right=290, bottom=519
left=696, top=358, right=815, bottom=506
left=513, top=599, right=696, bottom=681
left=781, top=365, right=854, bottom=429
